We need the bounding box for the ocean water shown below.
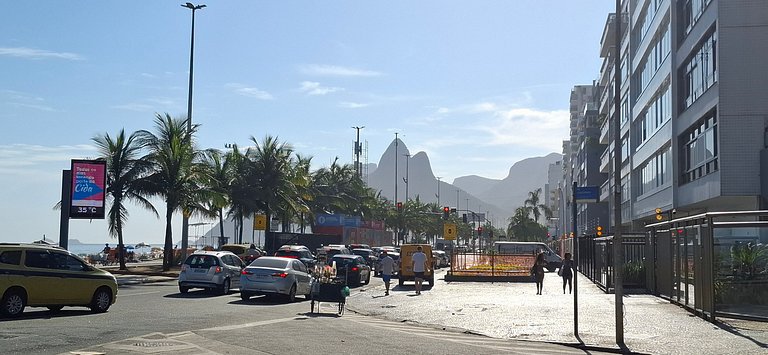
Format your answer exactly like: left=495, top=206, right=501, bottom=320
left=64, top=243, right=155, bottom=256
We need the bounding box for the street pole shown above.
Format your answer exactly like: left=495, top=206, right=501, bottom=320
left=394, top=132, right=399, bottom=245
left=403, top=153, right=410, bottom=201
left=612, top=0, right=625, bottom=346
left=572, top=181, right=579, bottom=338
left=436, top=176, right=441, bottom=206
left=180, top=2, right=206, bottom=265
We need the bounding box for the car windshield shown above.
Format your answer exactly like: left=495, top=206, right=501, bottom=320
left=250, top=258, right=290, bottom=269
left=330, top=257, right=355, bottom=267
left=352, top=250, right=371, bottom=257
left=185, top=255, right=219, bottom=268
left=274, top=250, right=302, bottom=258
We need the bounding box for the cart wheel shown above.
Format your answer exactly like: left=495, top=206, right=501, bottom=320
left=338, top=301, right=344, bottom=316
left=311, top=300, right=315, bottom=313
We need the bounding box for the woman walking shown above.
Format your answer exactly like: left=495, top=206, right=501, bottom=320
left=532, top=252, right=547, bottom=295
left=559, top=253, right=574, bottom=294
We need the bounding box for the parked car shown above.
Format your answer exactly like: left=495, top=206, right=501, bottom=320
left=348, top=243, right=370, bottom=250
left=274, top=245, right=316, bottom=269
left=316, top=245, right=351, bottom=262
left=240, top=256, right=311, bottom=302
left=351, top=248, right=378, bottom=272
left=0, top=243, right=118, bottom=317
left=220, top=243, right=263, bottom=263
left=433, top=250, right=449, bottom=268
left=178, top=251, right=245, bottom=295
left=329, top=254, right=371, bottom=286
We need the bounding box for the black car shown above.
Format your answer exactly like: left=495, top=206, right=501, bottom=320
left=351, top=248, right=378, bottom=272
left=329, top=254, right=371, bottom=286
left=274, top=245, right=316, bottom=269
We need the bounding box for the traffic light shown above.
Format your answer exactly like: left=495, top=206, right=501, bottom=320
left=478, top=226, right=483, bottom=236
left=442, top=206, right=450, bottom=220
left=655, top=208, right=664, bottom=221
left=596, top=225, right=603, bottom=237
left=396, top=202, right=403, bottom=210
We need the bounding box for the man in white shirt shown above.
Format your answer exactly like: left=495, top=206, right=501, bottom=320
left=378, top=251, right=395, bottom=295
left=411, top=246, right=428, bottom=295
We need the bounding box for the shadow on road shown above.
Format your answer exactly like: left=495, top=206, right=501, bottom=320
left=163, top=290, right=236, bottom=299
left=0, top=308, right=95, bottom=322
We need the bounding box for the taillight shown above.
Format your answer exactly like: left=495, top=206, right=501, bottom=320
left=271, top=272, right=288, bottom=278
left=351, top=267, right=359, bottom=272
left=214, top=266, right=222, bottom=273
left=241, top=269, right=252, bottom=275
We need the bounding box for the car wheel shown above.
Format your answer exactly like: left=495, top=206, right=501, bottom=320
left=364, top=272, right=370, bottom=285
left=179, top=286, right=190, bottom=294
left=219, top=279, right=231, bottom=295
left=47, top=306, right=64, bottom=312
left=398, top=277, right=404, bottom=286
left=285, top=284, right=297, bottom=302
left=90, top=287, right=112, bottom=313
left=240, top=291, right=251, bottom=301
left=1, top=289, right=26, bottom=317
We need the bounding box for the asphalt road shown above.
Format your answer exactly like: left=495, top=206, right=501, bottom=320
left=0, top=276, right=609, bottom=355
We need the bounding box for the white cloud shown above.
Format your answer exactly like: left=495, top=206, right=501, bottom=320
left=338, top=101, right=369, bottom=109
left=0, top=144, right=97, bottom=176
left=2, top=90, right=57, bottom=111
left=226, top=83, right=274, bottom=100
left=300, top=64, right=382, bottom=77
left=483, top=107, right=570, bottom=151
left=111, top=103, right=155, bottom=112
left=299, top=81, right=343, bottom=96
left=0, top=47, right=83, bottom=60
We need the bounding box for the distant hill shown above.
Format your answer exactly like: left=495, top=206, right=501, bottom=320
left=365, top=138, right=560, bottom=222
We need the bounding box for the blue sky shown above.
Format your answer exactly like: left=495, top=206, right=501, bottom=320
left=0, top=1, right=612, bottom=245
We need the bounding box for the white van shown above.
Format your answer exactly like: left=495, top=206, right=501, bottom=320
left=494, top=241, right=562, bottom=272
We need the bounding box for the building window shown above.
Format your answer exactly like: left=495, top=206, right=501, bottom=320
left=681, top=110, right=718, bottom=183
left=633, top=23, right=671, bottom=100
left=680, top=0, right=712, bottom=37
left=638, top=146, right=671, bottom=196
left=680, top=29, right=717, bottom=111
left=636, top=86, right=672, bottom=147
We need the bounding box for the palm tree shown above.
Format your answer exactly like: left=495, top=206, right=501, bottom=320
left=198, top=148, right=232, bottom=246
left=246, top=135, right=303, bottom=234
left=524, top=188, right=552, bottom=223
left=92, top=129, right=158, bottom=270
left=137, top=113, right=200, bottom=271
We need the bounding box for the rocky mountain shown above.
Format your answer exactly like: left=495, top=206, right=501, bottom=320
left=453, top=153, right=562, bottom=214
left=365, top=139, right=560, bottom=223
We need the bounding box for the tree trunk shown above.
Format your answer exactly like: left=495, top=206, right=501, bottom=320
left=218, top=207, right=225, bottom=246
left=163, top=204, right=174, bottom=271
left=117, top=221, right=127, bottom=271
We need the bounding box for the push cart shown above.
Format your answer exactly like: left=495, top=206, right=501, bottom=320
left=310, top=280, right=347, bottom=315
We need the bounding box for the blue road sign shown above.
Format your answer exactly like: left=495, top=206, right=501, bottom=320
left=575, top=186, right=600, bottom=203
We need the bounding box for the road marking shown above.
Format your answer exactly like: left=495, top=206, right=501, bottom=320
left=198, top=316, right=302, bottom=332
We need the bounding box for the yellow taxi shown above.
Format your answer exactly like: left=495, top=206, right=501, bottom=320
left=0, top=243, right=118, bottom=317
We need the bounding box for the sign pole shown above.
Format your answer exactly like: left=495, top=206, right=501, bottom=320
left=59, top=170, right=72, bottom=250
left=572, top=181, right=579, bottom=338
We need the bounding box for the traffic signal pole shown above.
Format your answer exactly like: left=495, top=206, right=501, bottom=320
left=572, top=181, right=579, bottom=338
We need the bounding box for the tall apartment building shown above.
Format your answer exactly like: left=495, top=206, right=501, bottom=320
left=593, top=0, right=768, bottom=233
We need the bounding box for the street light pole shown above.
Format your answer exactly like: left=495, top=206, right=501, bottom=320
left=403, top=153, right=410, bottom=201
left=436, top=176, right=442, bottom=206
left=180, top=2, right=205, bottom=266
left=394, top=132, right=399, bottom=245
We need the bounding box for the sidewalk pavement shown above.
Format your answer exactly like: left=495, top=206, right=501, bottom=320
left=99, top=260, right=178, bottom=286
left=345, top=269, right=768, bottom=355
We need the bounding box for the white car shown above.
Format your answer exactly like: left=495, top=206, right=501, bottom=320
left=178, top=251, right=245, bottom=295
left=240, top=256, right=311, bottom=302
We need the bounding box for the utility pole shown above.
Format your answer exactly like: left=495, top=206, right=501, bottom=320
left=436, top=176, right=442, bottom=206
left=612, top=0, right=625, bottom=346
left=403, top=153, right=410, bottom=201
left=394, top=132, right=399, bottom=245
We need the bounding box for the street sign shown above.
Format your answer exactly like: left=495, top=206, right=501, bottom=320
left=574, top=186, right=600, bottom=203
left=443, top=223, right=457, bottom=240
left=69, top=159, right=107, bottom=219
left=253, top=214, right=266, bottom=230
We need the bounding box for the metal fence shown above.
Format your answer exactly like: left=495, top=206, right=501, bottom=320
left=575, top=234, right=647, bottom=292
left=646, top=211, right=768, bottom=322
left=449, top=252, right=536, bottom=277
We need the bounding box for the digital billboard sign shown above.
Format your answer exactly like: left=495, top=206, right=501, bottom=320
left=69, top=159, right=107, bottom=219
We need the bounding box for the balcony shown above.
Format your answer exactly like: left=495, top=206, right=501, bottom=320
left=599, top=116, right=609, bottom=144
left=600, top=179, right=611, bottom=203
left=599, top=14, right=617, bottom=58
left=599, top=146, right=612, bottom=174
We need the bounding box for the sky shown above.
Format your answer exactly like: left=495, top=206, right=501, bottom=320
left=0, top=1, right=613, bottom=245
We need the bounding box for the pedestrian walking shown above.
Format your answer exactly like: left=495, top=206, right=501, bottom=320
left=378, top=251, right=395, bottom=295
left=532, top=252, right=547, bottom=295
left=412, top=246, right=428, bottom=295
left=559, top=252, right=574, bottom=294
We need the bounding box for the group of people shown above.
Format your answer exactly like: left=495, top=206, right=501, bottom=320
left=531, top=252, right=574, bottom=295
left=377, top=245, right=430, bottom=296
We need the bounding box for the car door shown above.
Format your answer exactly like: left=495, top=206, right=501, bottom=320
left=291, top=260, right=310, bottom=295
left=22, top=250, right=68, bottom=305
left=222, top=255, right=243, bottom=289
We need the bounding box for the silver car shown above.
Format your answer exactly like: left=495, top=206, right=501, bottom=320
left=240, top=256, right=311, bottom=302
left=178, top=251, right=245, bottom=295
